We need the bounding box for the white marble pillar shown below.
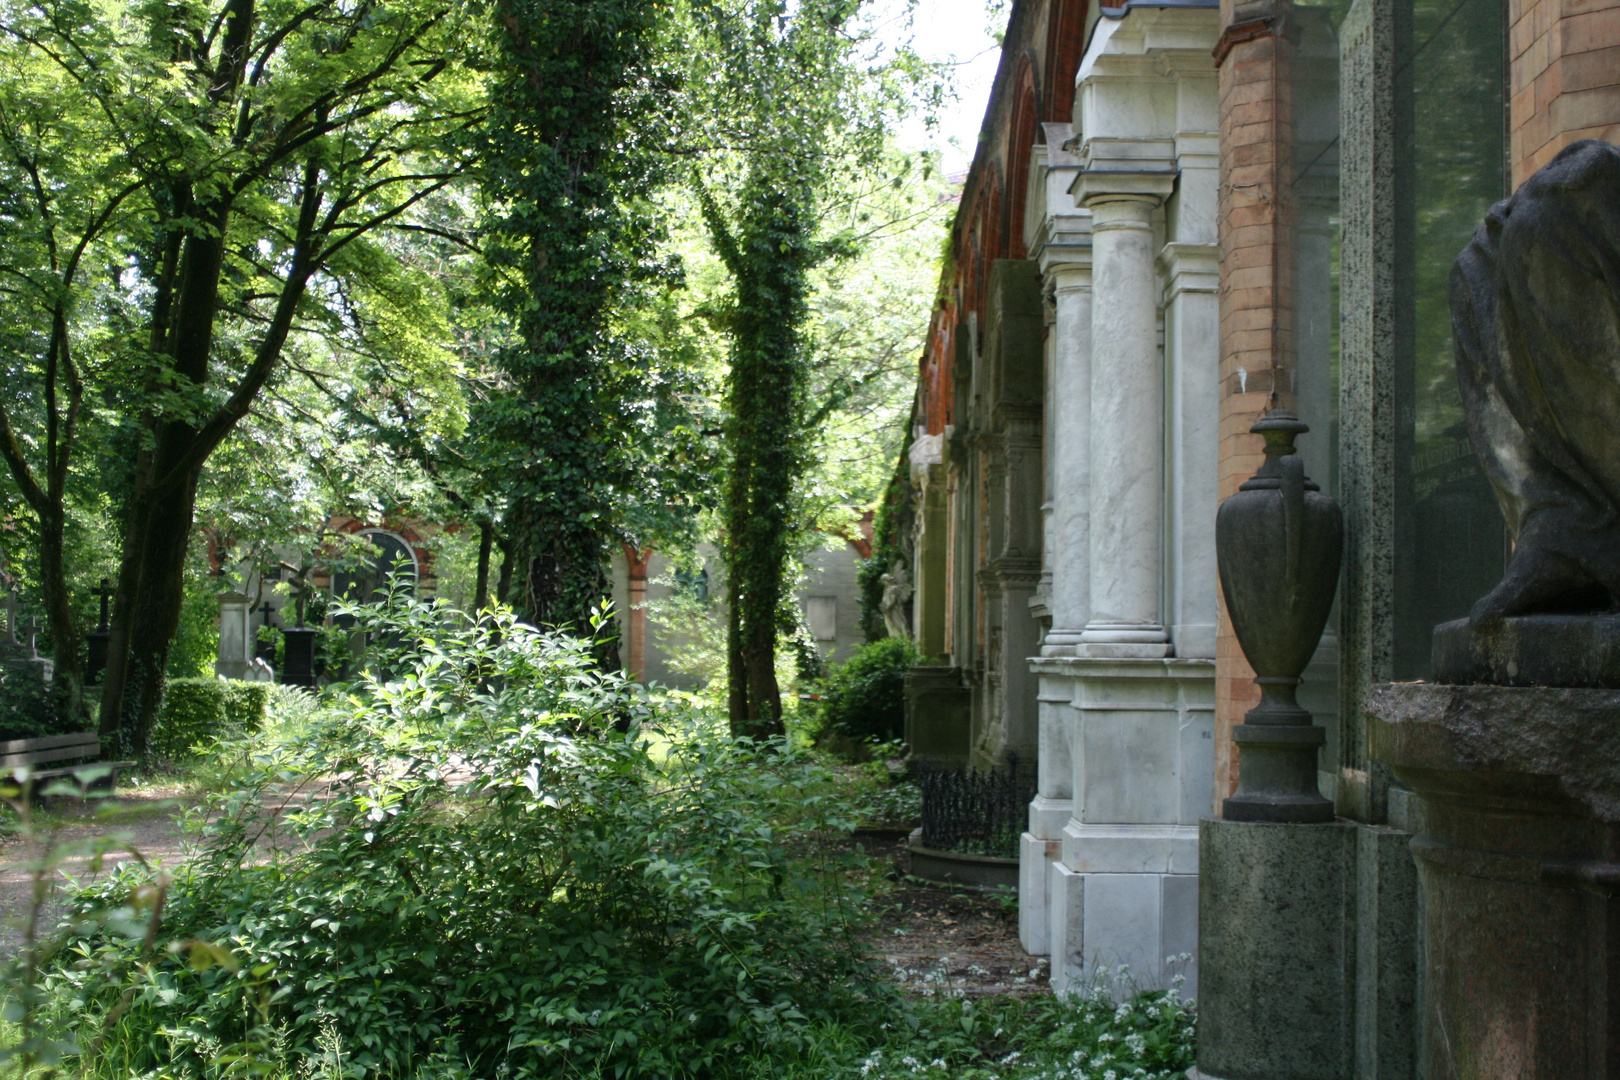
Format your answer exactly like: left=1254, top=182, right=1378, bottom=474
left=1074, top=176, right=1175, bottom=657
left=1161, top=242, right=1220, bottom=660
left=1041, top=262, right=1093, bottom=655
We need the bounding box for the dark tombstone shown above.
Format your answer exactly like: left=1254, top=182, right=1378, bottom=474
left=279, top=568, right=318, bottom=687
left=280, top=629, right=317, bottom=687
left=1368, top=140, right=1620, bottom=1079
left=86, top=577, right=111, bottom=685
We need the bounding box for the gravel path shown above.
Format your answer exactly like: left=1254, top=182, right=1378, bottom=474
left=0, top=785, right=196, bottom=962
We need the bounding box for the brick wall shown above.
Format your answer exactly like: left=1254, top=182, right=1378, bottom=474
left=1511, top=0, right=1620, bottom=186
left=1213, top=3, right=1292, bottom=801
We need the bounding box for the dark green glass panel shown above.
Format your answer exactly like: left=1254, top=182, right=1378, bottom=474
left=1391, top=0, right=1509, bottom=680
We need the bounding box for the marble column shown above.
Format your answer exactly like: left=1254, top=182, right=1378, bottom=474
left=1041, top=261, right=1093, bottom=655
left=1074, top=175, right=1176, bottom=657
left=1160, top=241, right=1219, bottom=660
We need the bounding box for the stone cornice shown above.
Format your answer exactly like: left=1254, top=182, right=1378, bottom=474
left=1071, top=169, right=1178, bottom=208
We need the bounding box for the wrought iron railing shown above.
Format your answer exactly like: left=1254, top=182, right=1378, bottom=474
left=915, top=752, right=1033, bottom=859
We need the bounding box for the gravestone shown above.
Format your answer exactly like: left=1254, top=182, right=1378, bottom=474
left=215, top=590, right=251, bottom=680
left=0, top=600, right=53, bottom=738
left=279, top=567, right=318, bottom=687
left=254, top=602, right=277, bottom=666
left=86, top=578, right=111, bottom=685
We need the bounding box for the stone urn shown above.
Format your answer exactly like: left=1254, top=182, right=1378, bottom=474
left=1216, top=409, right=1341, bottom=823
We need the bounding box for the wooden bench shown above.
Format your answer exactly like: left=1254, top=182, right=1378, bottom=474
left=0, top=732, right=136, bottom=797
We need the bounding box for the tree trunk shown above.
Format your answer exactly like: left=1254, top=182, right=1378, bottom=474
left=36, top=508, right=85, bottom=728
left=98, top=452, right=201, bottom=754
left=718, top=185, right=810, bottom=741
left=474, top=518, right=494, bottom=612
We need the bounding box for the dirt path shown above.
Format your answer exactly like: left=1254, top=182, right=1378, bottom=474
left=0, top=786, right=197, bottom=961
left=0, top=800, right=1048, bottom=1002
left=858, top=835, right=1050, bottom=999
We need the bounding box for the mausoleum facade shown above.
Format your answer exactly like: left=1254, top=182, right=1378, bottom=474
left=906, top=0, right=1620, bottom=1073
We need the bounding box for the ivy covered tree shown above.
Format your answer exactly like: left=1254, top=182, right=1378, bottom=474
left=476, top=0, right=706, bottom=639
left=684, top=0, right=924, bottom=736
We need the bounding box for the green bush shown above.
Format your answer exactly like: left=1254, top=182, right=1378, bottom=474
left=222, top=680, right=271, bottom=730
left=818, top=636, right=919, bottom=746
left=0, top=664, right=58, bottom=742
left=150, top=677, right=271, bottom=759
left=42, top=591, right=884, bottom=1079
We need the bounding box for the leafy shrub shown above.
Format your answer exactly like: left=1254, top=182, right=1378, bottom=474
left=148, top=677, right=227, bottom=760
left=818, top=636, right=919, bottom=746
left=149, top=677, right=270, bottom=759
left=811, top=979, right=1196, bottom=1080
left=260, top=682, right=324, bottom=734
left=0, top=663, right=57, bottom=741
left=223, top=680, right=271, bottom=730
left=42, top=592, right=885, bottom=1079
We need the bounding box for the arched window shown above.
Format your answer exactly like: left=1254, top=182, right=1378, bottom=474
left=333, top=528, right=419, bottom=602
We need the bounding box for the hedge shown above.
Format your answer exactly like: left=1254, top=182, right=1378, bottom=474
left=817, top=636, right=918, bottom=745
left=150, top=677, right=271, bottom=760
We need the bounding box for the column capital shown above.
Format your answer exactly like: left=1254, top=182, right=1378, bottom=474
left=1039, top=243, right=1093, bottom=284
left=1157, top=241, right=1219, bottom=298
left=1070, top=169, right=1177, bottom=210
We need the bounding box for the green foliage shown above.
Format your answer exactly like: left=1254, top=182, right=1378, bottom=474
left=477, top=0, right=709, bottom=633
left=40, top=591, right=886, bottom=1078
left=818, top=636, right=919, bottom=746
left=150, top=679, right=269, bottom=761
left=858, top=447, right=916, bottom=644
left=0, top=665, right=58, bottom=742
left=166, top=546, right=223, bottom=681
left=682, top=0, right=937, bottom=735
left=759, top=981, right=1196, bottom=1080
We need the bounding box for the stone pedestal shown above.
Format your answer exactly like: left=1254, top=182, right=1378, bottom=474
left=1023, top=656, right=1213, bottom=995
left=1195, top=816, right=1417, bottom=1080
left=1433, top=613, right=1620, bottom=688
left=904, top=666, right=971, bottom=770
left=1369, top=682, right=1620, bottom=1079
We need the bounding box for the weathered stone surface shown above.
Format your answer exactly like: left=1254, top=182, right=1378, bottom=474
left=1369, top=681, right=1620, bottom=1078
left=1432, top=612, right=1620, bottom=688
left=1367, top=681, right=1620, bottom=821
left=1196, top=818, right=1356, bottom=1080
left=904, top=666, right=972, bottom=770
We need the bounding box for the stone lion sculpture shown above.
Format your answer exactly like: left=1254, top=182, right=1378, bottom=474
left=1451, top=139, right=1620, bottom=622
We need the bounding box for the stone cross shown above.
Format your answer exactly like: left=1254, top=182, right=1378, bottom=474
left=91, top=577, right=112, bottom=632
left=26, top=616, right=39, bottom=658
left=282, top=562, right=315, bottom=628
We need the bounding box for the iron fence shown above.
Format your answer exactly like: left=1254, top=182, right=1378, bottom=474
left=916, top=752, right=1033, bottom=859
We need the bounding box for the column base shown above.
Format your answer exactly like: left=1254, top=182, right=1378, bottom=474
left=1044, top=856, right=1199, bottom=999
left=1020, top=831, right=1062, bottom=955
left=1041, top=626, right=1087, bottom=656
left=1079, top=620, right=1173, bottom=659
left=1028, top=794, right=1072, bottom=839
